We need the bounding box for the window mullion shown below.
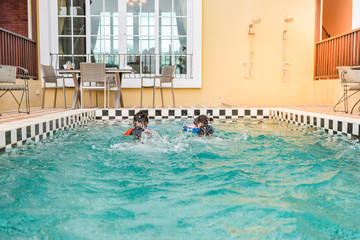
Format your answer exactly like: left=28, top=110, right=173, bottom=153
left=119, top=0, right=125, bottom=67
left=71, top=0, right=74, bottom=56
left=187, top=0, right=193, bottom=78
left=86, top=0, right=91, bottom=62
left=139, top=3, right=142, bottom=75
left=155, top=0, right=159, bottom=75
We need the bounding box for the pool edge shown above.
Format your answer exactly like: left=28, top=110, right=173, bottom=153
left=1, top=107, right=359, bottom=152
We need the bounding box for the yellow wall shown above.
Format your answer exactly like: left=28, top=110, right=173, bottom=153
left=312, top=79, right=360, bottom=111
left=130, top=0, right=318, bottom=107
left=0, top=79, right=43, bottom=112
left=2, top=0, right=330, bottom=111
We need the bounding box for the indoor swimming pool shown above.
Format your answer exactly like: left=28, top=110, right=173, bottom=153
left=0, top=119, right=360, bottom=239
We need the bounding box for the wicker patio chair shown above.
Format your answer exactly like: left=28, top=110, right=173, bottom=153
left=334, top=66, right=360, bottom=114
left=140, top=65, right=176, bottom=108
left=80, top=63, right=107, bottom=108
left=41, top=64, right=73, bottom=109
left=93, top=68, right=117, bottom=107
left=0, top=65, right=30, bottom=115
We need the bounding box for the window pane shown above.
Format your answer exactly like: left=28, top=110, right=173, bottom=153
left=127, top=16, right=139, bottom=35
left=59, top=57, right=86, bottom=69
left=105, top=0, right=118, bottom=15
left=59, top=37, right=72, bottom=54
left=113, top=14, right=119, bottom=25
left=59, top=56, right=72, bottom=69
left=140, top=16, right=149, bottom=25
left=161, top=25, right=171, bottom=36
left=59, top=56, right=86, bottom=69
left=113, top=25, right=119, bottom=35
left=104, top=26, right=111, bottom=35
left=58, top=17, right=72, bottom=35
left=127, top=38, right=134, bottom=53
left=91, top=36, right=103, bottom=53
left=173, top=18, right=186, bottom=35
left=91, top=17, right=101, bottom=35
left=73, top=56, right=86, bottom=69
left=90, top=36, right=120, bottom=54
left=173, top=37, right=186, bottom=53
left=160, top=38, right=171, bottom=53
left=174, top=0, right=186, bottom=16
left=140, top=38, right=155, bottom=53
left=127, top=26, right=134, bottom=36
left=160, top=56, right=172, bottom=70
left=149, top=16, right=155, bottom=25
left=175, top=55, right=187, bottom=74
left=127, top=37, right=140, bottom=54
left=104, top=55, right=119, bottom=67
left=127, top=1, right=140, bottom=14
left=103, top=37, right=119, bottom=54
left=73, top=37, right=86, bottom=54
left=58, top=0, right=71, bottom=15
left=72, top=0, right=86, bottom=16
left=90, top=0, right=103, bottom=15
left=159, top=0, right=172, bottom=16
left=142, top=0, right=155, bottom=13
left=141, top=26, right=148, bottom=35
left=160, top=17, right=172, bottom=26
left=148, top=26, right=155, bottom=35
left=127, top=55, right=140, bottom=73
left=101, top=14, right=111, bottom=25
left=73, top=17, right=86, bottom=35
left=160, top=17, right=172, bottom=36
left=127, top=14, right=134, bottom=25
left=142, top=56, right=155, bottom=74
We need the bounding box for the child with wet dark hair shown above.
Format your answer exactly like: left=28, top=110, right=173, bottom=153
left=124, top=111, right=155, bottom=137
left=182, top=115, right=214, bottom=136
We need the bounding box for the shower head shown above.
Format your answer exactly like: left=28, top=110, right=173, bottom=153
left=252, top=18, right=262, bottom=24
left=284, top=15, right=294, bottom=23
left=283, top=16, right=293, bottom=35
left=249, top=18, right=261, bottom=30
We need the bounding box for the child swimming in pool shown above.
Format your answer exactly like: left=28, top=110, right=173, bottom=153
left=182, top=115, right=214, bottom=136
left=124, top=111, right=156, bottom=138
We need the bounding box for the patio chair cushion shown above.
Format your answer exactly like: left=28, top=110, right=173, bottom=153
left=0, top=84, right=26, bottom=90
left=349, top=85, right=360, bottom=91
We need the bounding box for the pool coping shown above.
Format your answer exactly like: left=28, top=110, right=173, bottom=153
left=1, top=107, right=359, bottom=151
left=0, top=109, right=95, bottom=151
left=270, top=108, right=360, bottom=139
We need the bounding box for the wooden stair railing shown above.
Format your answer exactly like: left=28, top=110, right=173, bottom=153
left=0, top=27, right=37, bottom=79
left=314, top=28, right=360, bottom=80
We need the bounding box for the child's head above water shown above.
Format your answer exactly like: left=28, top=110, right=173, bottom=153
left=194, top=115, right=214, bottom=136
left=133, top=111, right=149, bottom=128
left=194, top=115, right=211, bottom=127
left=182, top=115, right=214, bottom=136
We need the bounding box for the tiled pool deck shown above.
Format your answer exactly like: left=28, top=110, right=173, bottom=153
left=0, top=105, right=359, bottom=151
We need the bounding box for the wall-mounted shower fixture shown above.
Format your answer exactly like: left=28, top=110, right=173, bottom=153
left=244, top=18, right=261, bottom=79
left=282, top=15, right=294, bottom=81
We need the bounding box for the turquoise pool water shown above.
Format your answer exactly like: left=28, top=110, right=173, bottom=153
left=1, top=119, right=360, bottom=239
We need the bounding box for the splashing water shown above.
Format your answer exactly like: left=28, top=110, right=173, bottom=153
left=0, top=119, right=360, bottom=239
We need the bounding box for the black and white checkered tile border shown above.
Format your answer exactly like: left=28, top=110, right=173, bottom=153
left=0, top=110, right=96, bottom=152
left=2, top=107, right=359, bottom=153
left=270, top=109, right=360, bottom=139
left=94, top=108, right=271, bottom=120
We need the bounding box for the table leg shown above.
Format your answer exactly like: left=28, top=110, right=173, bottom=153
left=71, top=72, right=80, bottom=109
left=115, top=72, right=124, bottom=108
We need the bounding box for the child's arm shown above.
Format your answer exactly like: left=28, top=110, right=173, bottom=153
left=124, top=128, right=133, bottom=135
left=182, top=125, right=199, bottom=133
